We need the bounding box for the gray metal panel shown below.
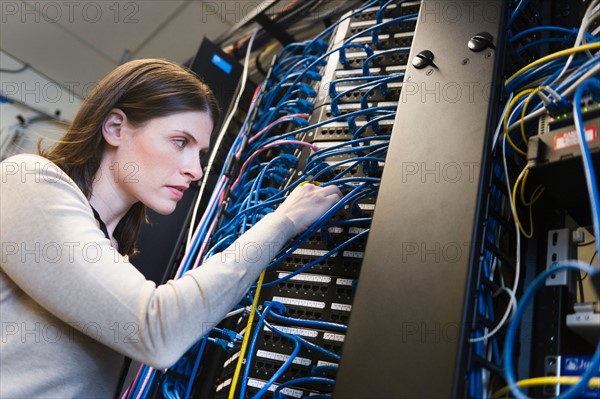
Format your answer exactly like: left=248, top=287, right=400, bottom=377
left=334, top=1, right=505, bottom=397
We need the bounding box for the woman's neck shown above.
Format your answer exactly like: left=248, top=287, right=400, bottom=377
left=89, top=158, right=136, bottom=238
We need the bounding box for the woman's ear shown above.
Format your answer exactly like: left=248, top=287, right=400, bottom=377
left=102, top=108, right=127, bottom=146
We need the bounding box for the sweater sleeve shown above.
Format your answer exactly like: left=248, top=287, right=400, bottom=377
left=0, top=154, right=298, bottom=369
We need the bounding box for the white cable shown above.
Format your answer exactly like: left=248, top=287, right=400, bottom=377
left=546, top=0, right=600, bottom=86
left=491, top=93, right=515, bottom=152
left=186, top=29, right=259, bottom=247
left=224, top=306, right=249, bottom=319
left=470, top=134, right=521, bottom=343
left=506, top=61, right=600, bottom=134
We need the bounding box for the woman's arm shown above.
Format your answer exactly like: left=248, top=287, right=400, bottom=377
left=0, top=154, right=340, bottom=369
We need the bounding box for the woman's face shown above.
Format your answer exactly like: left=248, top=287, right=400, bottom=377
left=112, top=110, right=213, bottom=215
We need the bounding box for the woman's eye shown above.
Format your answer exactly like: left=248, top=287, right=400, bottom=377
left=174, top=139, right=187, bottom=149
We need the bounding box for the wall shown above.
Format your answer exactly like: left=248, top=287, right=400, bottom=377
left=0, top=50, right=82, bottom=159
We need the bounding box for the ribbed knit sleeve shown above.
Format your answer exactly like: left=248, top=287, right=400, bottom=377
left=0, top=154, right=297, bottom=369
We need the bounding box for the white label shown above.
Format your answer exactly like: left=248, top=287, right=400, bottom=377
left=350, top=18, right=391, bottom=28
left=353, top=34, right=390, bottom=43
left=349, top=227, right=368, bottom=235
left=343, top=250, right=364, bottom=259
left=335, top=68, right=381, bottom=77
left=328, top=226, right=343, bottom=234
left=273, top=296, right=326, bottom=309
left=336, top=278, right=353, bottom=286
left=334, top=102, right=367, bottom=110
left=317, top=360, right=339, bottom=367
left=310, top=141, right=346, bottom=149
left=248, top=378, right=303, bottom=398
left=387, top=65, right=407, bottom=72
left=278, top=272, right=331, bottom=284
left=292, top=248, right=330, bottom=257
left=216, top=378, right=232, bottom=392
left=358, top=203, right=375, bottom=210
left=554, top=126, right=596, bottom=150
left=256, top=350, right=312, bottom=366
left=323, top=332, right=345, bottom=342
left=369, top=140, right=388, bottom=146
left=332, top=303, right=352, bottom=312
left=321, top=121, right=350, bottom=128
left=365, top=4, right=395, bottom=12
left=264, top=324, right=318, bottom=338
left=223, top=351, right=240, bottom=368
left=394, top=31, right=414, bottom=39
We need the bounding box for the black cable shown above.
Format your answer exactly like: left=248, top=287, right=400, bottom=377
left=581, top=250, right=598, bottom=281
left=0, top=64, right=29, bottom=74
left=578, top=239, right=597, bottom=246
left=577, top=271, right=586, bottom=302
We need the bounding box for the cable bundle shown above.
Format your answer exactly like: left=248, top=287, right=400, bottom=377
left=469, top=1, right=600, bottom=398
left=123, top=1, right=420, bottom=398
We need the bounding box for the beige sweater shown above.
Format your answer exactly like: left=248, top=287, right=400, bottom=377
left=0, top=154, right=296, bottom=398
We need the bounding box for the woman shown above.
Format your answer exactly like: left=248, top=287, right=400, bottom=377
left=0, top=59, right=342, bottom=397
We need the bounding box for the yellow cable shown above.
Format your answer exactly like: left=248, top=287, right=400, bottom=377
left=512, top=167, right=535, bottom=238
left=506, top=42, right=600, bottom=86
left=520, top=86, right=547, bottom=145
left=504, top=89, right=536, bottom=156
left=491, top=376, right=600, bottom=399
left=519, top=167, right=544, bottom=206
left=227, top=270, right=266, bottom=399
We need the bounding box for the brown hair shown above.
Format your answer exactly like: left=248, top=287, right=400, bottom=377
left=41, top=58, right=220, bottom=256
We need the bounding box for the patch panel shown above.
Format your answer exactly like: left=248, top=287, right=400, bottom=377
left=346, top=18, right=417, bottom=39
left=339, top=49, right=410, bottom=69
left=275, top=251, right=362, bottom=278
left=245, top=377, right=325, bottom=399
left=329, top=83, right=403, bottom=104
left=258, top=293, right=352, bottom=324
left=295, top=143, right=388, bottom=180
left=334, top=63, right=408, bottom=79
left=251, top=350, right=313, bottom=382
left=205, top=2, right=415, bottom=397
left=312, top=119, right=395, bottom=142
left=260, top=325, right=345, bottom=357
left=249, top=328, right=344, bottom=383
left=264, top=271, right=356, bottom=303
left=351, top=1, right=422, bottom=22
left=261, top=279, right=353, bottom=313
left=350, top=31, right=415, bottom=50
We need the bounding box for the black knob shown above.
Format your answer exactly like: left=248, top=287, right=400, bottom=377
left=412, top=50, right=437, bottom=69
left=468, top=32, right=495, bottom=52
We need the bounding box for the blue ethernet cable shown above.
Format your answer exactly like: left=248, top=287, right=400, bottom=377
left=262, top=184, right=372, bottom=272
left=263, top=230, right=370, bottom=289
left=239, top=302, right=299, bottom=398
left=376, top=0, right=398, bottom=24
left=344, top=14, right=418, bottom=47
left=329, top=74, right=403, bottom=116
left=361, top=47, right=410, bottom=75
left=338, top=43, right=375, bottom=66
left=257, top=106, right=397, bottom=148
left=509, top=26, right=576, bottom=42
left=504, top=262, right=599, bottom=399
left=501, top=75, right=600, bottom=399
left=263, top=320, right=341, bottom=361
left=182, top=338, right=207, bottom=399
left=508, top=0, right=531, bottom=27
left=302, top=0, right=381, bottom=57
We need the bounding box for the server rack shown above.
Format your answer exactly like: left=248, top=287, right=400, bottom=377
left=123, top=1, right=600, bottom=398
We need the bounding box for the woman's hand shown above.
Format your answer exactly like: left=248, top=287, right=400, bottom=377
left=275, top=183, right=343, bottom=234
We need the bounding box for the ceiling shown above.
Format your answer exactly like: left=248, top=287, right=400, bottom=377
left=0, top=0, right=247, bottom=99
